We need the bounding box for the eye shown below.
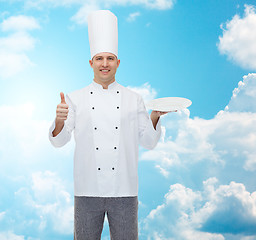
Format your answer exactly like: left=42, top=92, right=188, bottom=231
left=108, top=57, right=114, bottom=60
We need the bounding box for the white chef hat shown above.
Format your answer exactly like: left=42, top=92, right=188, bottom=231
left=88, top=10, right=118, bottom=59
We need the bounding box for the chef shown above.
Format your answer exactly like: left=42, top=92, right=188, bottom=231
left=49, top=10, right=169, bottom=240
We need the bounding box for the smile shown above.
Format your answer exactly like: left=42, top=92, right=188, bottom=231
left=100, top=69, right=110, bottom=75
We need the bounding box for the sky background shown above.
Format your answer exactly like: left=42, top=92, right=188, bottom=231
left=1, top=0, right=256, bottom=239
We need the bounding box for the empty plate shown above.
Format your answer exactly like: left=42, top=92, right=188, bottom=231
left=146, top=97, right=192, bottom=112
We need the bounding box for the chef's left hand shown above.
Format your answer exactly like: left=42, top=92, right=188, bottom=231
left=150, top=110, right=177, bottom=130
left=151, top=110, right=177, bottom=118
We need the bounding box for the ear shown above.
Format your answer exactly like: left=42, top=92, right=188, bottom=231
left=89, top=59, right=93, bottom=68
left=117, top=59, right=120, bottom=68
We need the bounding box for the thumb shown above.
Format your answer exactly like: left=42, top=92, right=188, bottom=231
left=60, top=92, right=66, bottom=104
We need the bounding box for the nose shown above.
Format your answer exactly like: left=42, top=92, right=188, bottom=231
left=102, top=58, right=108, bottom=67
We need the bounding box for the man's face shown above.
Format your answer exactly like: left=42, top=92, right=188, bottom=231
left=89, top=52, right=120, bottom=84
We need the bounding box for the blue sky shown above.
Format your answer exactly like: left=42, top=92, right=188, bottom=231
left=1, top=0, right=256, bottom=239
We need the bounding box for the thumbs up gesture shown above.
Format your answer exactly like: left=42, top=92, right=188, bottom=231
left=56, top=92, right=69, bottom=122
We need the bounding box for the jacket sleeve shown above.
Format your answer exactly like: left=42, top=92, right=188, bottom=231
left=138, top=95, right=161, bottom=150
left=48, top=94, right=75, bottom=148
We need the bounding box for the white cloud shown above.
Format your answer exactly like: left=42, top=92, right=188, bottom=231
left=24, top=0, right=84, bottom=9
left=0, top=212, right=6, bottom=221
left=0, top=103, right=48, bottom=159
left=241, top=237, right=256, bottom=240
left=218, top=5, right=256, bottom=70
left=5, top=0, right=175, bottom=25
left=142, top=179, right=256, bottom=239
left=127, top=82, right=157, bottom=102
left=144, top=0, right=175, bottom=10
left=0, top=52, right=34, bottom=78
left=15, top=171, right=74, bottom=234
left=141, top=109, right=224, bottom=164
left=0, top=32, right=37, bottom=52
left=70, top=0, right=174, bottom=25
left=199, top=180, right=256, bottom=235
left=0, top=15, right=39, bottom=78
left=225, top=73, right=256, bottom=112
left=139, top=72, right=256, bottom=238
left=0, top=231, right=25, bottom=240
left=145, top=110, right=256, bottom=175
left=31, top=171, right=71, bottom=204
left=244, top=153, right=256, bottom=172
left=0, top=102, right=73, bottom=236
left=1, top=15, right=40, bottom=32
left=127, top=11, right=141, bottom=22
left=155, top=164, right=170, bottom=178
left=0, top=103, right=73, bottom=167
left=70, top=2, right=99, bottom=25
left=141, top=73, right=256, bottom=179
left=22, top=0, right=175, bottom=10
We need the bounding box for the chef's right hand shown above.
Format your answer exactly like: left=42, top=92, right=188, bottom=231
left=56, top=92, right=69, bottom=122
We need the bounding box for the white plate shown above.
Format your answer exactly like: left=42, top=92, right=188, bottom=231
left=146, top=97, right=192, bottom=112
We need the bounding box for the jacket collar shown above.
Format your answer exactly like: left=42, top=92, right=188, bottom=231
left=92, top=80, right=118, bottom=90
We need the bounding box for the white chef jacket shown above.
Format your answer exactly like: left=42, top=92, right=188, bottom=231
left=49, top=80, right=161, bottom=197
